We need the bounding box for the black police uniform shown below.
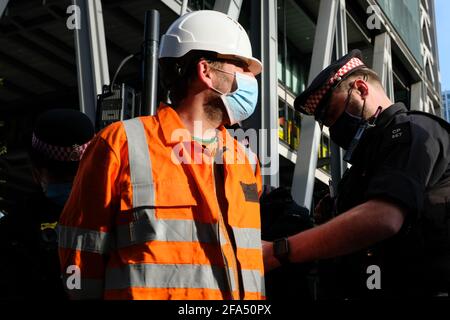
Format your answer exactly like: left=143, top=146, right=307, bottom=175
left=0, top=109, right=93, bottom=300
left=331, top=102, right=450, bottom=299
left=0, top=192, right=67, bottom=300
left=294, top=49, right=450, bottom=300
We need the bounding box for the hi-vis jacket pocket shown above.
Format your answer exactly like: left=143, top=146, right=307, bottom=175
left=115, top=179, right=221, bottom=249
left=153, top=180, right=198, bottom=220
left=120, top=180, right=198, bottom=211
left=117, top=181, right=201, bottom=248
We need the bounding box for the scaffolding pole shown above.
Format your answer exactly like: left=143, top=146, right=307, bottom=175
left=0, top=0, right=9, bottom=19
left=330, top=0, right=348, bottom=192
left=373, top=32, right=394, bottom=100
left=291, top=0, right=339, bottom=210
left=247, top=0, right=279, bottom=187
left=73, top=0, right=110, bottom=123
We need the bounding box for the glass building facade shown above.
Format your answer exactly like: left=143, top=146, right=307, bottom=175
left=443, top=91, right=450, bottom=122
left=377, top=0, right=422, bottom=65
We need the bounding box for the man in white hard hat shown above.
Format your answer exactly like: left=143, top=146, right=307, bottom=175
left=58, top=10, right=265, bottom=300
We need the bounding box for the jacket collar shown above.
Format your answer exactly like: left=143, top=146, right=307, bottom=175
left=375, top=102, right=408, bottom=128
left=348, top=103, right=407, bottom=164
left=157, top=104, right=191, bottom=145
left=157, top=104, right=233, bottom=150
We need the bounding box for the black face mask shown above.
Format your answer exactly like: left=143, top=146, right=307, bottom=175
left=329, top=111, right=363, bottom=150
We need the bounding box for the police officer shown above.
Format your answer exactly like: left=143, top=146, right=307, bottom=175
left=263, top=50, right=450, bottom=299
left=0, top=109, right=94, bottom=300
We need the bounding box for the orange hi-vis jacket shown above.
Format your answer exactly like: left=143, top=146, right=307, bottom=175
left=58, top=105, right=264, bottom=300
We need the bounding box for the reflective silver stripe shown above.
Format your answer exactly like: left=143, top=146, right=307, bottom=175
left=63, top=278, right=104, bottom=300
left=123, top=118, right=155, bottom=208
left=232, top=227, right=262, bottom=250
left=241, top=269, right=263, bottom=294
left=57, top=225, right=110, bottom=254
left=105, top=264, right=236, bottom=292
left=261, top=275, right=266, bottom=296
left=116, top=208, right=221, bottom=247
left=219, top=226, right=228, bottom=246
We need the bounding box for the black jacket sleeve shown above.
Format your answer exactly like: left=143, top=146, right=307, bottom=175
left=365, top=115, right=449, bottom=218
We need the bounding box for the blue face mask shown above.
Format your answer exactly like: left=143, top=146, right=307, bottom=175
left=45, top=183, right=72, bottom=207
left=211, top=69, right=259, bottom=125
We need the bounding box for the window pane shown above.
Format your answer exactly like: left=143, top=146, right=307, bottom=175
left=376, top=0, right=422, bottom=65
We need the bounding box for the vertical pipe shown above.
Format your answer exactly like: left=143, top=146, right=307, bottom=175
left=283, top=0, right=289, bottom=147
left=142, top=10, right=160, bottom=116
left=330, top=0, right=348, bottom=192
left=291, top=0, right=339, bottom=209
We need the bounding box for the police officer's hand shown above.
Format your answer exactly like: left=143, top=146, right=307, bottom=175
left=314, top=194, right=335, bottom=225
left=261, top=240, right=281, bottom=273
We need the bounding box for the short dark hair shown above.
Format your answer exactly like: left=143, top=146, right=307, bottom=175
left=337, top=67, right=383, bottom=91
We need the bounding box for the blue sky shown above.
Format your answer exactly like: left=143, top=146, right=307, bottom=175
left=436, top=0, right=449, bottom=92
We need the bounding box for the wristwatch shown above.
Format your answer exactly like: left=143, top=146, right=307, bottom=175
left=273, top=237, right=290, bottom=265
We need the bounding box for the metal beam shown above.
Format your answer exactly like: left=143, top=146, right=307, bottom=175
left=107, top=6, right=144, bottom=33
left=1, top=79, right=38, bottom=98
left=330, top=0, right=347, bottom=193
left=0, top=50, right=69, bottom=90
left=411, top=81, right=424, bottom=111
left=291, top=0, right=339, bottom=210
left=373, top=32, right=394, bottom=100
left=73, top=0, right=110, bottom=123
left=0, top=14, right=58, bottom=36
left=44, top=4, right=137, bottom=67
left=214, top=0, right=243, bottom=20
left=289, top=0, right=316, bottom=24
left=1, top=87, right=79, bottom=112
left=32, top=28, right=76, bottom=57
left=181, top=0, right=189, bottom=15
left=260, top=0, right=279, bottom=187
left=246, top=0, right=279, bottom=187
left=8, top=32, right=76, bottom=74
left=427, top=0, right=442, bottom=97
left=160, top=0, right=185, bottom=16
left=98, top=8, right=146, bottom=69
left=4, top=16, right=76, bottom=73
left=42, top=2, right=68, bottom=21
left=7, top=1, right=82, bottom=34
left=0, top=0, right=9, bottom=19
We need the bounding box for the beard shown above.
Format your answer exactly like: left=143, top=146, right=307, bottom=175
left=204, top=89, right=229, bottom=126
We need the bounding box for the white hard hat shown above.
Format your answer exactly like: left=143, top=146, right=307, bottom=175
left=159, top=10, right=262, bottom=76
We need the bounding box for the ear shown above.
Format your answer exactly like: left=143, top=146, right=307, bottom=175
left=354, top=79, right=369, bottom=98
left=196, top=60, right=214, bottom=89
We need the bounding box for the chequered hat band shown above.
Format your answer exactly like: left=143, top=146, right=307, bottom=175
left=302, top=57, right=365, bottom=115
left=32, top=133, right=91, bottom=162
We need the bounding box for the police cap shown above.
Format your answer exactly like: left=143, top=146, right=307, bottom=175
left=294, top=50, right=366, bottom=121
left=31, top=109, right=94, bottom=163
